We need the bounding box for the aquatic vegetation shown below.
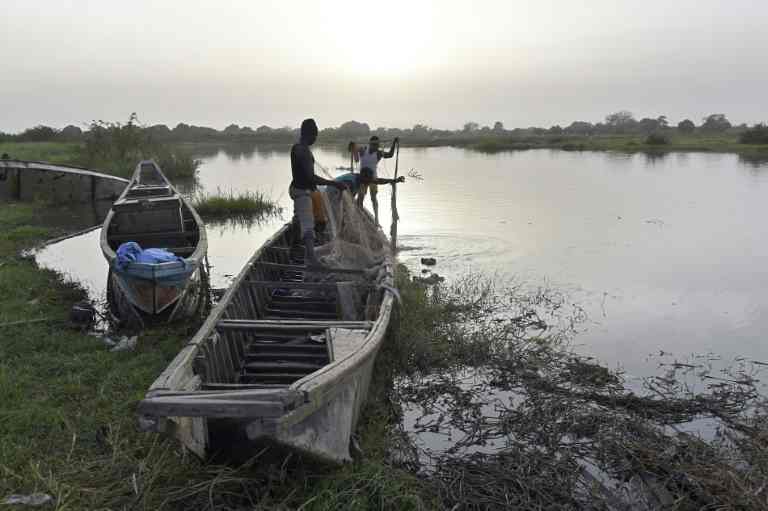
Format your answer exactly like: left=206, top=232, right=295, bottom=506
left=386, top=271, right=768, bottom=509
left=192, top=189, right=282, bottom=220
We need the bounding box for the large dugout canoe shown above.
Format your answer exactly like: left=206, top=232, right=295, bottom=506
left=137, top=205, right=396, bottom=462
left=100, top=160, right=208, bottom=324
left=0, top=159, right=128, bottom=203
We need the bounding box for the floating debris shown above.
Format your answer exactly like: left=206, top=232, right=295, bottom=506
left=2, top=493, right=53, bottom=506
left=109, top=335, right=138, bottom=352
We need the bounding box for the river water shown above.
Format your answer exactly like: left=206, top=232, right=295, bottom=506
left=35, top=146, right=768, bottom=381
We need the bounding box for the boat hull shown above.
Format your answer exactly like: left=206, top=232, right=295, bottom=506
left=100, top=160, right=207, bottom=324
left=138, top=208, right=396, bottom=462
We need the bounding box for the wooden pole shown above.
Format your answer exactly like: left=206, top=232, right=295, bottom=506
left=390, top=142, right=400, bottom=252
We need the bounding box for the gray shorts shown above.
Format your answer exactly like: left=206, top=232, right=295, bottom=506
left=289, top=184, right=314, bottom=237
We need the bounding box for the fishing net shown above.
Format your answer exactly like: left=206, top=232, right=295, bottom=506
left=297, top=187, right=392, bottom=321
left=315, top=188, right=390, bottom=270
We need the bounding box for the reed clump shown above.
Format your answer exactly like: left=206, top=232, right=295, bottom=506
left=192, top=189, right=282, bottom=219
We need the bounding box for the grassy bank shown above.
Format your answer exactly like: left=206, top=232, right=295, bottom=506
left=0, top=142, right=82, bottom=165
left=192, top=190, right=282, bottom=219
left=0, top=201, right=426, bottom=510
left=3, top=199, right=768, bottom=509
left=1, top=120, right=199, bottom=180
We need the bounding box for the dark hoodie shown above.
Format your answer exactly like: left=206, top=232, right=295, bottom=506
left=290, top=118, right=318, bottom=190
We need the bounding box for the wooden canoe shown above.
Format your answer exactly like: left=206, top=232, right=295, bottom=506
left=137, top=207, right=395, bottom=462
left=100, top=160, right=208, bottom=325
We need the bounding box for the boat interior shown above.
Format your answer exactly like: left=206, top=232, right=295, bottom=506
left=195, top=221, right=385, bottom=392
left=107, top=163, right=200, bottom=257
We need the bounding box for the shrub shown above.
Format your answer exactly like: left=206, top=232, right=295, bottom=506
left=81, top=113, right=199, bottom=178
left=645, top=133, right=669, bottom=145
left=739, top=124, right=768, bottom=144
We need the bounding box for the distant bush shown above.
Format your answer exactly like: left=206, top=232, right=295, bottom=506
left=645, top=133, right=669, bottom=145
left=17, top=125, right=59, bottom=142
left=739, top=124, right=768, bottom=144
left=677, top=119, right=696, bottom=134
left=81, top=113, right=199, bottom=179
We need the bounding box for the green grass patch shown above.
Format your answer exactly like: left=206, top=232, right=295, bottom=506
left=192, top=189, right=282, bottom=219
left=0, top=142, right=81, bottom=165
left=0, top=201, right=428, bottom=510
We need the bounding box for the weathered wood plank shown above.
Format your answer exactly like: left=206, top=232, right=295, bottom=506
left=216, top=319, right=372, bottom=330
left=256, top=261, right=366, bottom=274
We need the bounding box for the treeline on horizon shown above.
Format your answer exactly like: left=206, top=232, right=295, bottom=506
left=2, top=111, right=768, bottom=145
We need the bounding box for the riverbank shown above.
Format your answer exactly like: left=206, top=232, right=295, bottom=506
left=421, top=133, right=768, bottom=156
left=0, top=201, right=427, bottom=510
left=3, top=199, right=768, bottom=509
left=0, top=138, right=198, bottom=180
left=3, top=133, right=768, bottom=170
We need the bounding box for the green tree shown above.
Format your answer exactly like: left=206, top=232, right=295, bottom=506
left=677, top=119, right=696, bottom=133
left=605, top=111, right=637, bottom=132
left=462, top=122, right=479, bottom=133
left=701, top=114, right=731, bottom=132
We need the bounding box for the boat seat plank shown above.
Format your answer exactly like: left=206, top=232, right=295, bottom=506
left=216, top=319, right=373, bottom=330
left=202, top=383, right=289, bottom=390
left=256, top=261, right=366, bottom=274
left=240, top=372, right=309, bottom=382
left=243, top=361, right=324, bottom=371
left=138, top=398, right=288, bottom=418
left=244, top=352, right=328, bottom=362
left=247, top=281, right=371, bottom=290
left=108, top=230, right=195, bottom=241
left=248, top=344, right=328, bottom=352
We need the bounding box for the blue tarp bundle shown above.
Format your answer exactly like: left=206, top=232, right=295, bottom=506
left=115, top=242, right=184, bottom=271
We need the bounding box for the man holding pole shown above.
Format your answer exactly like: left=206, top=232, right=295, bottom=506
left=349, top=136, right=400, bottom=226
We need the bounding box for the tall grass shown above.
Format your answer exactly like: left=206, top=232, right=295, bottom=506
left=0, top=141, right=81, bottom=165
left=192, top=189, right=282, bottom=219
left=80, top=114, right=200, bottom=179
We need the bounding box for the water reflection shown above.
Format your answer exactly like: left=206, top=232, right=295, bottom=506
left=738, top=153, right=768, bottom=169
left=33, top=146, right=768, bottom=382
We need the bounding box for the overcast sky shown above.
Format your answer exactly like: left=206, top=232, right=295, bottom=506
left=1, top=0, right=766, bottom=132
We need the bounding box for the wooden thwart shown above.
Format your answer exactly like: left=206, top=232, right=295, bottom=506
left=256, top=261, right=367, bottom=274
left=216, top=319, right=373, bottom=330
left=246, top=280, right=372, bottom=290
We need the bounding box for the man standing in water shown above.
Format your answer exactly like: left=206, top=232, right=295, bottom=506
left=290, top=118, right=345, bottom=266
left=350, top=136, right=399, bottom=225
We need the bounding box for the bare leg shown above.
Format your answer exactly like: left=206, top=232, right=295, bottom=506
left=371, top=189, right=379, bottom=226
left=357, top=185, right=367, bottom=208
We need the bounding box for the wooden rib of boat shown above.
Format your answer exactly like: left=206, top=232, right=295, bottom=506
left=100, top=160, right=208, bottom=324
left=137, top=211, right=395, bottom=462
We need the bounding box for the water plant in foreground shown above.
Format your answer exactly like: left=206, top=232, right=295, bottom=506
left=387, top=273, right=768, bottom=510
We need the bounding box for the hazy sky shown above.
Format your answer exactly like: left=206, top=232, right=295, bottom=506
left=2, top=0, right=766, bottom=132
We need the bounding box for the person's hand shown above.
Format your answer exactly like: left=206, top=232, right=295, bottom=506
left=396, top=176, right=405, bottom=183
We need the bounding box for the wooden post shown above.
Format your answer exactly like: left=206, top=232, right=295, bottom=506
left=389, top=142, right=399, bottom=252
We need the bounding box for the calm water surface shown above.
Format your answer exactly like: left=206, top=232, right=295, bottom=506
left=36, top=146, right=768, bottom=379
